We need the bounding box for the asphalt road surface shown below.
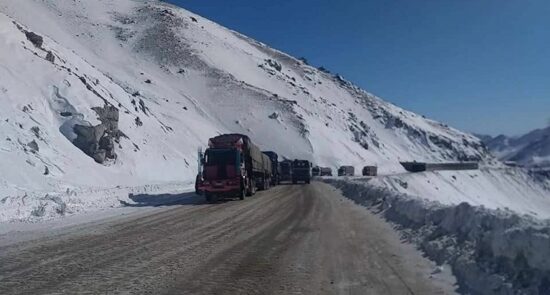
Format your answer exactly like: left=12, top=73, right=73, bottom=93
left=0, top=182, right=456, bottom=294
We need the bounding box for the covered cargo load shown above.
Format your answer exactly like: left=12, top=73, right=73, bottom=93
left=208, top=134, right=264, bottom=174
left=262, top=151, right=278, bottom=185
left=338, top=166, right=355, bottom=176
left=320, top=167, right=333, bottom=176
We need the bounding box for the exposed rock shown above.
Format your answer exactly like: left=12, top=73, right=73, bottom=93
left=92, top=105, right=119, bottom=131
left=135, top=116, right=143, bottom=126
left=138, top=99, right=148, bottom=115
left=318, top=66, right=330, bottom=73
left=72, top=105, right=120, bottom=164
left=266, top=59, right=282, bottom=72
left=27, top=140, right=39, bottom=153
left=44, top=166, right=49, bottom=175
left=25, top=31, right=43, bottom=48
left=268, top=112, right=279, bottom=120
left=45, top=51, right=55, bottom=63
left=30, top=126, right=40, bottom=138
left=92, top=149, right=107, bottom=163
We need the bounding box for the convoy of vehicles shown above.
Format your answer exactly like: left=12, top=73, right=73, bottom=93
left=195, top=134, right=392, bottom=202
left=292, top=160, right=312, bottom=184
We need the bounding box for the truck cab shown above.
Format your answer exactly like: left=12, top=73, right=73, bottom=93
left=312, top=166, right=321, bottom=176
left=200, top=147, right=246, bottom=202
left=292, top=160, right=312, bottom=184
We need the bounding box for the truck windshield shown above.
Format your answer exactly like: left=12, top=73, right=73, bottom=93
left=205, top=149, right=238, bottom=166
left=293, top=161, right=309, bottom=168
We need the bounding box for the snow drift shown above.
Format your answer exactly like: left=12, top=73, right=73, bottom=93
left=326, top=179, right=550, bottom=295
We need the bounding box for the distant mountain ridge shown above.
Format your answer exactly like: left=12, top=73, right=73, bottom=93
left=479, top=126, right=550, bottom=169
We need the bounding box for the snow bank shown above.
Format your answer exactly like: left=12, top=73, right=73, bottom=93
left=370, top=168, right=550, bottom=219
left=0, top=181, right=193, bottom=223
left=325, top=179, right=550, bottom=295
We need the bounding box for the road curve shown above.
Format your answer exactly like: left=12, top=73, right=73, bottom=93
left=0, top=182, right=456, bottom=294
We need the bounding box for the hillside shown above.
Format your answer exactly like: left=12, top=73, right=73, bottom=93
left=0, top=0, right=548, bottom=221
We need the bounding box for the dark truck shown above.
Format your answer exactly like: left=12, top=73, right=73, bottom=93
left=362, top=166, right=378, bottom=176
left=262, top=151, right=279, bottom=186
left=292, top=159, right=312, bottom=184
left=320, top=167, right=333, bottom=176
left=279, top=159, right=293, bottom=184
left=312, top=166, right=321, bottom=176
left=197, top=134, right=271, bottom=203
left=338, top=166, right=355, bottom=176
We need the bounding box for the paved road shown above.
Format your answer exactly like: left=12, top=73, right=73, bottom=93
left=0, top=182, right=456, bottom=294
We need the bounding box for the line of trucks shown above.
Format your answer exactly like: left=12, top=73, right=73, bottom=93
left=194, top=133, right=380, bottom=203
left=194, top=134, right=478, bottom=203
left=195, top=134, right=314, bottom=203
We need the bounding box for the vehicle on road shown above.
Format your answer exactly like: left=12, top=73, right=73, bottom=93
left=320, top=167, right=333, bottom=176
left=362, top=166, right=378, bottom=176
left=279, top=159, right=293, bottom=184
left=338, top=166, right=355, bottom=176
left=312, top=166, right=321, bottom=176
left=262, top=151, right=279, bottom=186
left=198, top=134, right=271, bottom=203
left=292, top=159, right=312, bottom=184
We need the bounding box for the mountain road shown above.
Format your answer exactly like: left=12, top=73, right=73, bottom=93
left=0, top=182, right=456, bottom=294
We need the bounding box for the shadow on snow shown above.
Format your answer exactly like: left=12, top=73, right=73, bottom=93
left=120, top=192, right=205, bottom=207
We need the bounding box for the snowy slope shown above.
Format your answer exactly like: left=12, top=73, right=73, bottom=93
left=370, top=168, right=550, bottom=218
left=0, top=0, right=548, bottom=221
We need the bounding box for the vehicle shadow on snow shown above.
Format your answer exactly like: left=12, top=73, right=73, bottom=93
left=120, top=192, right=205, bottom=207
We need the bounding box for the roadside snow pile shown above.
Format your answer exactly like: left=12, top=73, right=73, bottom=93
left=0, top=182, right=193, bottom=223
left=326, top=179, right=550, bottom=295
left=371, top=167, right=550, bottom=219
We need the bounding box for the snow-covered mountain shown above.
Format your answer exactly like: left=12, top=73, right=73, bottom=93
left=0, top=0, right=548, bottom=221
left=480, top=126, right=550, bottom=169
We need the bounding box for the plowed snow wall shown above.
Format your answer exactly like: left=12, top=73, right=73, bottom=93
left=324, top=178, right=550, bottom=295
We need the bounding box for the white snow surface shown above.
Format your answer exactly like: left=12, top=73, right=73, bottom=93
left=0, top=0, right=548, bottom=222
left=368, top=167, right=550, bottom=219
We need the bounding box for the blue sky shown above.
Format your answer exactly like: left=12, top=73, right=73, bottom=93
left=167, top=0, right=550, bottom=136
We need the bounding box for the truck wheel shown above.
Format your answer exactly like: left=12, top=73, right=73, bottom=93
left=239, top=186, right=246, bottom=200
left=205, top=193, right=217, bottom=204
left=292, top=179, right=297, bottom=185
left=306, top=179, right=310, bottom=184
left=247, top=180, right=256, bottom=196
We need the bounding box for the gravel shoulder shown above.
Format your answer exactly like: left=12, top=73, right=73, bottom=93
left=0, top=182, right=457, bottom=294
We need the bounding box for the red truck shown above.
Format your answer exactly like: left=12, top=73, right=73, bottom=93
left=197, top=134, right=272, bottom=203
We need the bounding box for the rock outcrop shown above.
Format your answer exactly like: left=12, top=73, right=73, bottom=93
left=73, top=105, right=120, bottom=164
